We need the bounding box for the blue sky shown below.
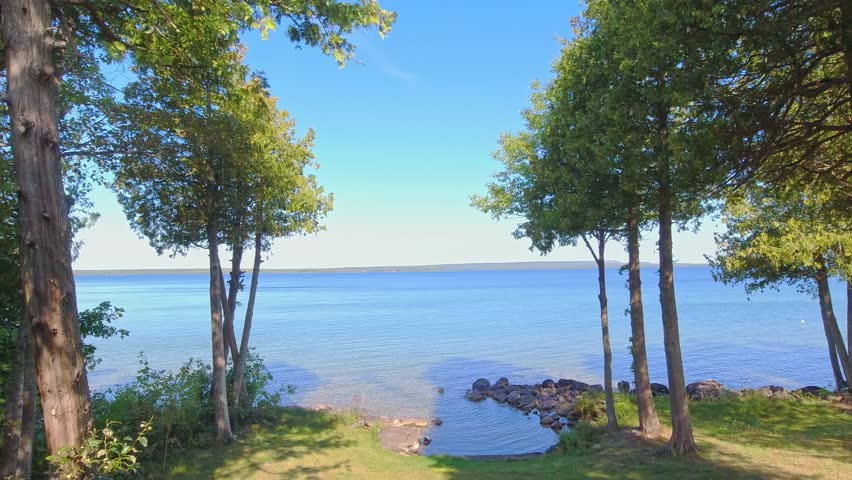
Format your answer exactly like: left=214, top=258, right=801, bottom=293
left=74, top=0, right=720, bottom=270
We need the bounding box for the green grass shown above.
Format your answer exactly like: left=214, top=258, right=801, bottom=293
left=152, top=395, right=852, bottom=479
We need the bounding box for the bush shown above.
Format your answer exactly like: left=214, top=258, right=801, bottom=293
left=228, top=350, right=284, bottom=425
left=557, top=422, right=602, bottom=451
left=48, top=419, right=152, bottom=480
left=90, top=351, right=281, bottom=469
left=572, top=391, right=605, bottom=421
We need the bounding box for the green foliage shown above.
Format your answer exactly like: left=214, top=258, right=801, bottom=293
left=48, top=419, right=153, bottom=480
left=91, top=352, right=280, bottom=467
left=228, top=350, right=285, bottom=425
left=79, top=302, right=129, bottom=371
left=571, top=392, right=606, bottom=422
left=557, top=422, right=603, bottom=451
left=711, top=180, right=852, bottom=294
left=572, top=391, right=636, bottom=426
left=92, top=356, right=215, bottom=464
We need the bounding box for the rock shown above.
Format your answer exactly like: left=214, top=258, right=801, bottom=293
left=755, top=386, right=773, bottom=397
left=361, top=414, right=383, bottom=427
left=507, top=390, right=522, bottom=404
left=517, top=394, right=538, bottom=411
left=558, top=379, right=590, bottom=392
left=495, top=377, right=510, bottom=388
left=309, top=404, right=334, bottom=412
left=686, top=379, right=725, bottom=401
left=617, top=381, right=630, bottom=394
left=431, top=417, right=443, bottom=426
left=650, top=383, right=669, bottom=396
left=466, top=390, right=486, bottom=402
left=591, top=444, right=602, bottom=450
left=472, top=378, right=491, bottom=392
left=771, top=390, right=794, bottom=400
left=421, top=435, right=432, bottom=446
left=589, top=384, right=604, bottom=393
left=542, top=379, right=555, bottom=389
left=795, top=385, right=829, bottom=397
left=437, top=387, right=445, bottom=394
left=391, top=418, right=428, bottom=428
left=492, top=389, right=508, bottom=403
left=540, top=415, right=555, bottom=426
left=378, top=425, right=423, bottom=455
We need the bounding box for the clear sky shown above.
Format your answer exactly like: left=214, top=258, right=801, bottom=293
left=74, top=0, right=720, bottom=270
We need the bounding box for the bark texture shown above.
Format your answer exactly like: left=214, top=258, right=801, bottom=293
left=207, top=214, right=234, bottom=444
left=583, top=233, right=617, bottom=431
left=1, top=324, right=26, bottom=477
left=233, top=214, right=263, bottom=418
left=627, top=209, right=661, bottom=435
left=816, top=271, right=852, bottom=387
left=2, top=0, right=92, bottom=457
left=18, top=332, right=36, bottom=480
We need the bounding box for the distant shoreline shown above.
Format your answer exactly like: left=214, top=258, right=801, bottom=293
left=75, top=260, right=708, bottom=276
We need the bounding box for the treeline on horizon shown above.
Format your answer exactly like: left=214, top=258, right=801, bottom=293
left=0, top=0, right=849, bottom=478
left=472, top=0, right=850, bottom=456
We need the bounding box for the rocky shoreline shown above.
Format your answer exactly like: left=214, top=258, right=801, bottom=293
left=464, top=377, right=847, bottom=432
left=294, top=378, right=847, bottom=457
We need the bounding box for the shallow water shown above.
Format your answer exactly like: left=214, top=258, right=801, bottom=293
left=77, top=267, right=845, bottom=456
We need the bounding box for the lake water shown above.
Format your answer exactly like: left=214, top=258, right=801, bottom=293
left=76, top=266, right=846, bottom=456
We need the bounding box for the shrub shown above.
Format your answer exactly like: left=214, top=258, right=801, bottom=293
left=48, top=419, right=152, bottom=479
left=572, top=391, right=605, bottom=421
left=90, top=351, right=280, bottom=469
left=557, top=422, right=602, bottom=451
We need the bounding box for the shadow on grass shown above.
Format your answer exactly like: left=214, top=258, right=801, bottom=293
left=158, top=408, right=354, bottom=479
left=425, top=429, right=813, bottom=480
left=687, top=395, right=852, bottom=455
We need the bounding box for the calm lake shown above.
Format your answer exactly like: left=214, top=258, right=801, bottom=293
left=76, top=266, right=846, bottom=456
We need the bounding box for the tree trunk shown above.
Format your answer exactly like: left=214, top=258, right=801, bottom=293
left=627, top=208, right=661, bottom=436
left=220, top=243, right=244, bottom=366
left=583, top=233, right=617, bottom=431
left=207, top=214, right=234, bottom=444
left=816, top=269, right=852, bottom=388
left=2, top=0, right=92, bottom=458
left=847, top=280, right=851, bottom=366
left=1, top=325, right=26, bottom=477
left=233, top=220, right=263, bottom=421
left=656, top=102, right=697, bottom=453
left=826, top=334, right=845, bottom=390
left=219, top=266, right=239, bottom=367
left=18, top=329, right=36, bottom=480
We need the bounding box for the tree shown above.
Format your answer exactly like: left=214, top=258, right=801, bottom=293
left=2, top=0, right=394, bottom=456
left=472, top=47, right=625, bottom=430
left=711, top=180, right=852, bottom=389
left=221, top=80, right=331, bottom=423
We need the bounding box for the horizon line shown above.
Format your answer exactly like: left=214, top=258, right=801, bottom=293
left=75, top=260, right=709, bottom=276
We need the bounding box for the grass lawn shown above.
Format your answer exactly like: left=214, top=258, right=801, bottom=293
left=155, top=394, right=851, bottom=479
